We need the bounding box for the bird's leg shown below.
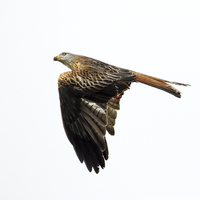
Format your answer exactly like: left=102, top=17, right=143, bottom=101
left=112, top=93, right=123, bottom=102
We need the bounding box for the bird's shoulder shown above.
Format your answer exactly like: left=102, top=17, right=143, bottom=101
left=71, top=55, right=119, bottom=73
left=58, top=66, right=115, bottom=90
left=71, top=55, right=136, bottom=82
left=58, top=71, right=77, bottom=87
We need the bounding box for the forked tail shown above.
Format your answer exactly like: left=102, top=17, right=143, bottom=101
left=132, top=71, right=190, bottom=98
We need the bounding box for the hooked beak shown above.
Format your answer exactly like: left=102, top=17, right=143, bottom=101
left=53, top=55, right=62, bottom=61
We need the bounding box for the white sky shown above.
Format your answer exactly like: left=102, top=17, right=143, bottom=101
left=0, top=0, right=199, bottom=199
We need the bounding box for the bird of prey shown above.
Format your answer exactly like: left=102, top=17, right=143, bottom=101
left=53, top=52, right=189, bottom=173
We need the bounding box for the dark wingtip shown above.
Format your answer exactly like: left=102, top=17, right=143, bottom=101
left=177, top=93, right=181, bottom=98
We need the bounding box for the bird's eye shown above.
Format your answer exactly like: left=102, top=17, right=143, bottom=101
left=62, top=52, right=67, bottom=56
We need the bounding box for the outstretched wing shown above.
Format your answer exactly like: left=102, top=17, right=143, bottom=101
left=59, top=87, right=108, bottom=173
left=58, top=69, right=134, bottom=173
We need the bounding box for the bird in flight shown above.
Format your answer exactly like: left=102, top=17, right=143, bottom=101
left=53, top=52, right=189, bottom=173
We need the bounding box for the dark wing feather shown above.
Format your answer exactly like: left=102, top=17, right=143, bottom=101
left=59, top=86, right=108, bottom=173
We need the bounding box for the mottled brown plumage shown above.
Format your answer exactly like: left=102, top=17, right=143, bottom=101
left=54, top=52, right=190, bottom=173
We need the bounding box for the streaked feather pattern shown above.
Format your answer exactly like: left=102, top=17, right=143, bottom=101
left=54, top=52, right=190, bottom=173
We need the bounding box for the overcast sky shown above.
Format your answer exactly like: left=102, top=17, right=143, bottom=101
left=0, top=0, right=199, bottom=199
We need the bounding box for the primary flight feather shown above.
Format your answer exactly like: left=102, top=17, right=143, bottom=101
left=54, top=52, right=190, bottom=173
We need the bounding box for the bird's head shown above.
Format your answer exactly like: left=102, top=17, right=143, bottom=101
left=54, top=52, right=74, bottom=69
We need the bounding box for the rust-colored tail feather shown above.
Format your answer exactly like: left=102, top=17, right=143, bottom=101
left=132, top=71, right=190, bottom=98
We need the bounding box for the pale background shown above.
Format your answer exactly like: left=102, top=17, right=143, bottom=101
left=0, top=1, right=199, bottom=199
